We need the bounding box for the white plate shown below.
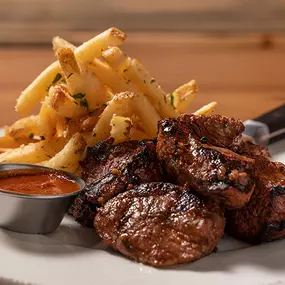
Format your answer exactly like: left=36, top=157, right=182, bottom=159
left=0, top=135, right=284, bottom=285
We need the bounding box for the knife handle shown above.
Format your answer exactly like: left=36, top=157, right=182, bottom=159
left=254, top=104, right=285, bottom=144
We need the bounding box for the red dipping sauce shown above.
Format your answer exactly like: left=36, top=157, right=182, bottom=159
left=0, top=171, right=80, bottom=196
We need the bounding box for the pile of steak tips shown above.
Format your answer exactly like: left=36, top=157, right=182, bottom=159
left=70, top=114, right=285, bottom=267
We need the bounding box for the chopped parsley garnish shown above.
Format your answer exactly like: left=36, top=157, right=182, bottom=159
left=52, top=73, right=62, bottom=84
left=150, top=79, right=156, bottom=83
left=72, top=93, right=86, bottom=99
left=40, top=136, right=45, bottom=141
left=29, top=133, right=34, bottom=139
left=170, top=93, right=174, bottom=106
left=80, top=98, right=89, bottom=109
left=73, top=101, right=78, bottom=105
left=92, top=133, right=96, bottom=137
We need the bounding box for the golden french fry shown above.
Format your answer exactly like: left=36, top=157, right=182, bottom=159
left=110, top=115, right=132, bottom=144
left=130, top=114, right=145, bottom=131
left=6, top=115, right=39, bottom=140
left=91, top=91, right=160, bottom=144
left=82, top=132, right=96, bottom=147
left=130, top=128, right=150, bottom=140
left=124, top=58, right=177, bottom=118
left=75, top=28, right=126, bottom=62
left=105, top=86, right=115, bottom=101
left=131, top=92, right=161, bottom=138
left=46, top=85, right=88, bottom=118
left=52, top=36, right=76, bottom=53
left=100, top=47, right=176, bottom=118
left=0, top=148, right=14, bottom=154
left=0, top=138, right=66, bottom=164
left=65, top=110, right=103, bottom=138
left=16, top=27, right=126, bottom=116
left=101, top=47, right=130, bottom=70
left=91, top=92, right=133, bottom=144
left=170, top=80, right=197, bottom=114
left=56, top=48, right=108, bottom=111
left=0, top=135, right=19, bottom=148
left=194, top=102, right=217, bottom=116
left=56, top=47, right=81, bottom=79
left=0, top=131, right=39, bottom=147
left=55, top=115, right=67, bottom=138
left=38, top=101, right=58, bottom=139
left=87, top=59, right=139, bottom=93
left=40, top=133, right=86, bottom=172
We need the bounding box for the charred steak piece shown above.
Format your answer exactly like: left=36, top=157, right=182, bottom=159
left=230, top=137, right=271, bottom=169
left=226, top=161, right=285, bottom=243
left=156, top=114, right=255, bottom=209
left=95, top=182, right=225, bottom=267
left=71, top=138, right=164, bottom=227
left=227, top=139, right=285, bottom=243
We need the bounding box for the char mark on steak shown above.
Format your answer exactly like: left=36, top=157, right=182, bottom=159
left=94, top=182, right=225, bottom=267
left=226, top=139, right=285, bottom=243
left=156, top=114, right=255, bottom=209
left=71, top=138, right=164, bottom=227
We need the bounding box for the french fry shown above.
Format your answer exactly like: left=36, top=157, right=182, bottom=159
left=131, top=92, right=161, bottom=138
left=123, top=58, right=177, bottom=118
left=91, top=91, right=160, bottom=144
left=130, top=114, right=145, bottom=131
left=130, top=128, right=150, bottom=140
left=52, top=36, right=76, bottom=53
left=105, top=86, right=115, bottom=101
left=82, top=132, right=96, bottom=147
left=0, top=138, right=66, bottom=164
left=0, top=134, right=27, bottom=148
left=40, top=133, right=86, bottom=172
left=170, top=80, right=197, bottom=114
left=38, top=101, right=58, bottom=139
left=100, top=48, right=176, bottom=118
left=87, top=59, right=139, bottom=93
left=46, top=85, right=87, bottom=118
left=194, top=101, right=217, bottom=116
left=55, top=115, right=67, bottom=138
left=16, top=27, right=126, bottom=116
left=6, top=115, right=39, bottom=140
left=110, top=115, right=132, bottom=144
left=65, top=110, right=103, bottom=138
left=91, top=92, right=134, bottom=144
left=56, top=48, right=108, bottom=110
left=102, top=47, right=130, bottom=70
left=0, top=148, right=14, bottom=154
left=56, top=47, right=81, bottom=79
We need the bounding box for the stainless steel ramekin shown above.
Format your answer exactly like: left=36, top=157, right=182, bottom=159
left=0, top=164, right=85, bottom=234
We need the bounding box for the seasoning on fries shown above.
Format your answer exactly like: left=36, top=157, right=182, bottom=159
left=3, top=27, right=216, bottom=174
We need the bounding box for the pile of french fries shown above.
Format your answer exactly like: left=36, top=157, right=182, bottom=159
left=0, top=27, right=217, bottom=174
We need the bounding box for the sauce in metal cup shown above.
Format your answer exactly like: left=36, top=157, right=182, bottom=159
left=0, top=164, right=85, bottom=234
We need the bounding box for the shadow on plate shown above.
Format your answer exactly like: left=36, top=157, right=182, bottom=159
left=0, top=229, right=90, bottom=256
left=46, top=223, right=106, bottom=250
left=173, top=238, right=285, bottom=272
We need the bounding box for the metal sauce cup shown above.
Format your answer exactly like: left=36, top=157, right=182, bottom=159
left=0, top=164, right=85, bottom=234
